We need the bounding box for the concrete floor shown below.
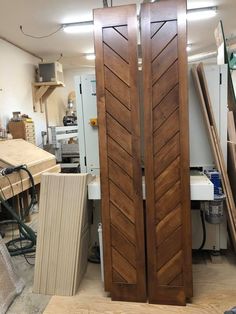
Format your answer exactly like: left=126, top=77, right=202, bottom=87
left=6, top=251, right=236, bottom=314
left=2, top=211, right=51, bottom=314
left=6, top=254, right=51, bottom=314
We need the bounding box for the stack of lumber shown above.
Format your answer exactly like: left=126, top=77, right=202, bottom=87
left=33, top=173, right=91, bottom=296
left=192, top=63, right=236, bottom=250
left=0, top=139, right=60, bottom=199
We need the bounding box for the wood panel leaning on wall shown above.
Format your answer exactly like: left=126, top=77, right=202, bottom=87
left=94, top=0, right=192, bottom=306
left=93, top=5, right=147, bottom=302
left=141, top=0, right=193, bottom=305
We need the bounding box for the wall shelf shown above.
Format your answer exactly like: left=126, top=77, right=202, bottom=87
left=32, top=81, right=65, bottom=113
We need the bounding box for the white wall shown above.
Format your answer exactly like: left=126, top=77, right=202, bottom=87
left=0, top=39, right=46, bottom=145
left=0, top=39, right=95, bottom=145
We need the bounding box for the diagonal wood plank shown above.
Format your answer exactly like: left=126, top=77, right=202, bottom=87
left=155, top=181, right=181, bottom=222
left=111, top=225, right=136, bottom=267
left=105, top=90, right=131, bottom=132
left=114, top=26, right=128, bottom=40
left=153, top=110, right=180, bottom=154
left=109, top=181, right=134, bottom=223
left=112, top=270, right=127, bottom=283
left=110, top=203, right=136, bottom=244
left=156, top=204, right=182, bottom=246
left=152, top=37, right=178, bottom=85
left=106, top=113, right=132, bottom=155
left=154, top=132, right=180, bottom=178
left=154, top=157, right=180, bottom=200
left=107, top=136, right=133, bottom=177
left=112, top=248, right=137, bottom=284
left=104, top=44, right=130, bottom=85
left=151, top=22, right=165, bottom=38
left=104, top=67, right=130, bottom=109
left=152, top=21, right=177, bottom=61
left=157, top=250, right=183, bottom=286
left=152, top=61, right=179, bottom=108
left=169, top=273, right=183, bottom=287
left=156, top=226, right=182, bottom=271
left=103, top=27, right=129, bottom=62
left=153, top=85, right=179, bottom=131
left=108, top=158, right=133, bottom=198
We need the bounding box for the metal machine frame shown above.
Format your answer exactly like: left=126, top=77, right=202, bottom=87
left=75, top=65, right=228, bottom=251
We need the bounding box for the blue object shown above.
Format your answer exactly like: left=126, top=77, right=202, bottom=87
left=205, top=170, right=222, bottom=195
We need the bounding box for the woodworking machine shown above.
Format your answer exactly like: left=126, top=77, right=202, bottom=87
left=75, top=64, right=228, bottom=252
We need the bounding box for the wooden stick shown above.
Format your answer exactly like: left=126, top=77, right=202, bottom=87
left=191, top=64, right=236, bottom=250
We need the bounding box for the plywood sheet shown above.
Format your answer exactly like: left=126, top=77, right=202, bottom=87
left=33, top=173, right=90, bottom=296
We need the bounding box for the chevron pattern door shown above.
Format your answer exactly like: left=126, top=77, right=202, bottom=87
left=141, top=0, right=192, bottom=305
left=94, top=5, right=146, bottom=302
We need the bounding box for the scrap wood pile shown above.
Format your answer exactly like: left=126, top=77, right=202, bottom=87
left=192, top=63, right=236, bottom=250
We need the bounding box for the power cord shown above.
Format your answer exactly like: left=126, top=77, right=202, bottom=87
left=0, top=165, right=37, bottom=258
left=20, top=25, right=63, bottom=39
left=198, top=206, right=206, bottom=251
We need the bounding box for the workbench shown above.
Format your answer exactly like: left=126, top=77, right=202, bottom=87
left=0, top=140, right=60, bottom=208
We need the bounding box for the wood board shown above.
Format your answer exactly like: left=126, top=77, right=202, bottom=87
left=0, top=139, right=59, bottom=200
left=227, top=111, right=236, bottom=204
left=141, top=0, right=192, bottom=305
left=94, top=4, right=146, bottom=302
left=214, top=21, right=236, bottom=121
left=191, top=64, right=236, bottom=249
left=0, top=139, right=55, bottom=167
left=33, top=173, right=90, bottom=296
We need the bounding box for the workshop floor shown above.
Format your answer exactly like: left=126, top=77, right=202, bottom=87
left=3, top=211, right=51, bottom=314
left=5, top=249, right=236, bottom=314
left=4, top=212, right=236, bottom=314
left=44, top=252, right=236, bottom=314
left=7, top=255, right=51, bottom=314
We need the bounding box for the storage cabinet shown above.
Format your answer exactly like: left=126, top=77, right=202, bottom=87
left=8, top=121, right=36, bottom=145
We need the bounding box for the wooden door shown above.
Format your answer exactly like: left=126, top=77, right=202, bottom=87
left=94, top=5, right=146, bottom=302
left=141, top=0, right=193, bottom=305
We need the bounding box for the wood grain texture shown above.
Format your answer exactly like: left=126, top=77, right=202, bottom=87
left=141, top=0, right=192, bottom=305
left=94, top=5, right=146, bottom=302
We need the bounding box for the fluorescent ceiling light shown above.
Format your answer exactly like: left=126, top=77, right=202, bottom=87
left=63, top=21, right=94, bottom=34
left=86, top=54, right=95, bottom=60
left=187, top=6, right=217, bottom=21
left=187, top=44, right=192, bottom=52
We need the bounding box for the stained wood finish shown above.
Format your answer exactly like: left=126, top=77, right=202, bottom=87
left=141, top=0, right=192, bottom=305
left=94, top=5, right=146, bottom=302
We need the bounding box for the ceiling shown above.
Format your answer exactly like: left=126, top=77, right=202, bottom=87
left=0, top=0, right=235, bottom=69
